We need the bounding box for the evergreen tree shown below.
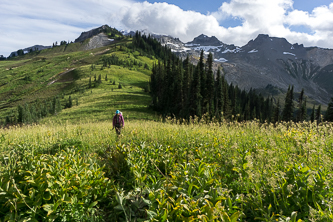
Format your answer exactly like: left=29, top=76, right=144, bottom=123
left=17, top=105, right=24, bottom=123
left=316, top=104, right=321, bottom=124
left=206, top=53, right=215, bottom=117
left=324, top=98, right=333, bottom=121
left=66, top=96, right=73, bottom=108
left=56, top=97, right=62, bottom=114
left=215, top=67, right=223, bottom=120
left=182, top=56, right=192, bottom=118
left=193, top=66, right=202, bottom=117
left=282, top=86, right=294, bottom=122
left=296, top=88, right=306, bottom=122
left=89, top=77, right=92, bottom=88
left=222, top=75, right=230, bottom=119
left=98, top=74, right=102, bottom=84
left=310, top=105, right=315, bottom=122
left=272, top=99, right=280, bottom=124
left=198, top=50, right=207, bottom=113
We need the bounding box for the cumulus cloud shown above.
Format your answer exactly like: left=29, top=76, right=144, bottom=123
left=119, top=0, right=333, bottom=49
left=0, top=0, right=134, bottom=56
left=120, top=2, right=226, bottom=42
left=2, top=0, right=333, bottom=56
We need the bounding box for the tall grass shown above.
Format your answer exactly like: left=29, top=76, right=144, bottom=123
left=1, top=120, right=333, bottom=221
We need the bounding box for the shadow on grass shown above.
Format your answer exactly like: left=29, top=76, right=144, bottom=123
left=97, top=144, right=135, bottom=191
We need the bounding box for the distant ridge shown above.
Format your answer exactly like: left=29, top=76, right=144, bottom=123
left=8, top=45, right=51, bottom=57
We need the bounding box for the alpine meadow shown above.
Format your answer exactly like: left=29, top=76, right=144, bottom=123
left=1, top=26, right=333, bottom=222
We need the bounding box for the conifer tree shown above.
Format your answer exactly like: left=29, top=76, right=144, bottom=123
left=206, top=53, right=215, bottom=117
left=282, top=86, right=294, bottom=122
left=182, top=56, right=192, bottom=118
left=324, top=98, right=333, bottom=121
left=316, top=104, right=321, bottom=124
left=17, top=105, right=24, bottom=123
left=296, top=88, right=306, bottom=122
left=311, top=105, right=315, bottom=122
left=198, top=50, right=206, bottom=113
left=222, top=75, right=230, bottom=119
left=89, top=77, right=92, bottom=88
left=193, top=66, right=202, bottom=117
left=215, top=67, right=223, bottom=120
left=272, top=99, right=280, bottom=123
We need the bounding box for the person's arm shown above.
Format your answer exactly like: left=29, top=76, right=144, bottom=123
left=121, top=115, right=125, bottom=127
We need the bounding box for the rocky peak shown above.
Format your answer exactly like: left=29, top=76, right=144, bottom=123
left=75, top=25, right=110, bottom=43
left=187, top=34, right=222, bottom=46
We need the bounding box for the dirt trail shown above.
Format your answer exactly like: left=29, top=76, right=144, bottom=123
left=47, top=68, right=75, bottom=86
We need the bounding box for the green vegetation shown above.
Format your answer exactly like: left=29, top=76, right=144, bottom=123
left=1, top=28, right=333, bottom=221
left=1, top=120, right=333, bottom=221
left=0, top=36, right=156, bottom=125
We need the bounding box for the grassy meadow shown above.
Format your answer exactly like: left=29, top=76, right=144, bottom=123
left=0, top=38, right=156, bottom=123
left=1, top=119, right=333, bottom=221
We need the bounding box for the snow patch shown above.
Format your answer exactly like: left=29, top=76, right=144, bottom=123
left=291, top=46, right=294, bottom=50
left=193, top=46, right=222, bottom=51
left=222, top=47, right=241, bottom=53
left=283, top=52, right=296, bottom=56
left=248, top=49, right=258, bottom=53
left=214, top=58, right=228, bottom=62
left=185, top=43, right=200, bottom=47
left=108, top=39, right=114, bottom=41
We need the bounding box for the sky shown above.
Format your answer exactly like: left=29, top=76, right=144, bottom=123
left=1, top=0, right=333, bottom=57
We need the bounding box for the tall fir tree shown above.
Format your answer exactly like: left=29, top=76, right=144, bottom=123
left=272, top=99, right=280, bottom=124
left=296, top=88, right=307, bottom=122
left=324, top=98, right=333, bottom=121
left=206, top=53, right=215, bottom=117
left=316, top=104, right=321, bottom=124
left=311, top=105, right=315, bottom=122
left=282, top=86, right=294, bottom=122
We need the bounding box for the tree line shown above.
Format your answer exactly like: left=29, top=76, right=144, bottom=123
left=1, top=95, right=80, bottom=126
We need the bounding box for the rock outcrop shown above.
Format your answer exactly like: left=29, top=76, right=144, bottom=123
left=75, top=25, right=110, bottom=43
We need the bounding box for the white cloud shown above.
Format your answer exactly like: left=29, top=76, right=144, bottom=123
left=0, top=0, right=134, bottom=56
left=120, top=2, right=226, bottom=42
left=2, top=0, right=333, bottom=57
left=118, top=0, right=333, bottom=49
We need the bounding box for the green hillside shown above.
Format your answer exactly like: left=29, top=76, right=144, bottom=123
left=0, top=37, right=157, bottom=125
left=1, top=30, right=333, bottom=221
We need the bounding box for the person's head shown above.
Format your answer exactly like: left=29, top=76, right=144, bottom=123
left=116, top=110, right=120, bottom=115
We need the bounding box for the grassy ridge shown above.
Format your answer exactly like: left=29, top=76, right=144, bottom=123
left=0, top=38, right=157, bottom=123
left=1, top=120, right=333, bottom=221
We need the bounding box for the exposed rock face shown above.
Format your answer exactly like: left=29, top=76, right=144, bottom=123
left=75, top=25, right=109, bottom=43
left=151, top=33, right=333, bottom=104
left=84, top=33, right=113, bottom=50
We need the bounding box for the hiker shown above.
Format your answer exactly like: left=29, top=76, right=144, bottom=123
left=112, top=110, right=125, bottom=135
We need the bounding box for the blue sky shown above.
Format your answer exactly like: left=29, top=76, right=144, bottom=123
left=1, top=0, right=333, bottom=57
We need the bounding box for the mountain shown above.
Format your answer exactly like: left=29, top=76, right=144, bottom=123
left=8, top=45, right=52, bottom=57
left=0, top=26, right=152, bottom=124
left=152, top=33, right=332, bottom=104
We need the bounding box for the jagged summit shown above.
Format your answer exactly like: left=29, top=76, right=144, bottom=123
left=186, top=34, right=222, bottom=46
left=75, top=25, right=110, bottom=43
